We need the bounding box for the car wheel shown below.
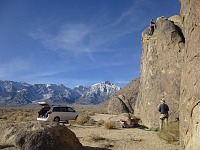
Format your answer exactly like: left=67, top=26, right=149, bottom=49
left=75, top=115, right=78, bottom=120
left=54, top=117, right=60, bottom=122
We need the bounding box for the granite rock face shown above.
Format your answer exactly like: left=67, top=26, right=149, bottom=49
left=107, top=95, right=130, bottom=114
left=134, top=16, right=185, bottom=127
left=179, top=0, right=200, bottom=149
left=107, top=78, right=140, bottom=114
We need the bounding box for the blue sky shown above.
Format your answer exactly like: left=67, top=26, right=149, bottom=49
left=0, top=0, right=180, bottom=88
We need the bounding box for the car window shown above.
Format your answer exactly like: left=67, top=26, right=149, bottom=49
left=53, top=107, right=61, bottom=112
left=67, top=107, right=75, bottom=112
left=60, top=107, right=68, bottom=112
left=53, top=107, right=69, bottom=112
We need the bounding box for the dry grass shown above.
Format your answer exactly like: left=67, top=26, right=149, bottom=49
left=104, top=121, right=117, bottom=129
left=0, top=105, right=97, bottom=124
left=157, top=122, right=179, bottom=143
left=0, top=108, right=38, bottom=123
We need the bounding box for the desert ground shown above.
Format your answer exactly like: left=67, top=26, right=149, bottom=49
left=69, top=114, right=179, bottom=150
left=0, top=107, right=179, bottom=150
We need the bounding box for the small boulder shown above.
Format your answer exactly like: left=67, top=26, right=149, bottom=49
left=108, top=113, right=132, bottom=128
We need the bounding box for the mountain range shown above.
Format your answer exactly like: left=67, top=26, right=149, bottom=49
left=0, top=80, right=120, bottom=106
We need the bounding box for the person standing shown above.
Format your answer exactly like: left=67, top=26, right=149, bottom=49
left=158, top=99, right=169, bottom=130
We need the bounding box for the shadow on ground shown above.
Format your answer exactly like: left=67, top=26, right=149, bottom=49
left=0, top=145, right=111, bottom=150
left=82, top=146, right=111, bottom=150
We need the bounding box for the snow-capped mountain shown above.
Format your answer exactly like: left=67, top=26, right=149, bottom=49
left=0, top=80, right=120, bottom=105
left=0, top=80, right=30, bottom=93
left=75, top=81, right=120, bottom=105
left=73, top=85, right=90, bottom=96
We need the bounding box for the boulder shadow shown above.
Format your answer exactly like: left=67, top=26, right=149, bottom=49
left=82, top=146, right=111, bottom=150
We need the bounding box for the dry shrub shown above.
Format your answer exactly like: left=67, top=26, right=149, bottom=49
left=104, top=121, right=116, bottom=129
left=157, top=122, right=179, bottom=143
left=75, top=113, right=90, bottom=125
left=15, top=116, right=24, bottom=122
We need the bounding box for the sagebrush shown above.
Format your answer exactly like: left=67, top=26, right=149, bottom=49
left=104, top=121, right=116, bottom=129
left=157, top=122, right=179, bottom=143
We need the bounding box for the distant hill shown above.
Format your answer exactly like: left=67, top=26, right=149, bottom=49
left=0, top=80, right=120, bottom=106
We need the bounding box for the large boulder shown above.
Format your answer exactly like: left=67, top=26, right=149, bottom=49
left=107, top=95, right=129, bottom=114
left=106, top=78, right=140, bottom=114
left=134, top=16, right=185, bottom=127
left=179, top=0, right=200, bottom=149
left=0, top=122, right=82, bottom=150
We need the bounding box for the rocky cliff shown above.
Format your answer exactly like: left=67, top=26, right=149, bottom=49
left=104, top=1, right=199, bottom=149
left=134, top=16, right=185, bottom=127
left=179, top=0, right=200, bottom=149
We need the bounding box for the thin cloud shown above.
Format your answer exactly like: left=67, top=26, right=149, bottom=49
left=29, top=24, right=92, bottom=53
left=29, top=2, right=146, bottom=55
left=0, top=58, right=31, bottom=78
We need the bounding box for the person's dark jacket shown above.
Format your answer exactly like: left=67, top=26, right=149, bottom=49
left=158, top=103, right=169, bottom=114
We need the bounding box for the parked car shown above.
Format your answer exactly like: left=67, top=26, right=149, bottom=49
left=37, top=101, right=79, bottom=122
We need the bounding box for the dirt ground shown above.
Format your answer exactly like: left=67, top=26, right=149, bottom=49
left=0, top=110, right=179, bottom=150
left=68, top=114, right=179, bottom=150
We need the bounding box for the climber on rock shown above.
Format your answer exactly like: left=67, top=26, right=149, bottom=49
left=149, top=19, right=156, bottom=35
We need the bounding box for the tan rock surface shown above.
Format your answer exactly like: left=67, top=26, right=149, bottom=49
left=107, top=95, right=130, bottom=114
left=179, top=0, right=200, bottom=149
left=168, top=15, right=183, bottom=28
left=106, top=78, right=140, bottom=114
left=0, top=121, right=82, bottom=150
left=134, top=17, right=185, bottom=127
